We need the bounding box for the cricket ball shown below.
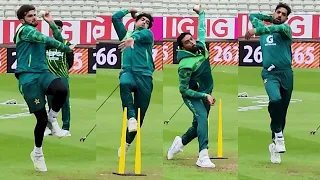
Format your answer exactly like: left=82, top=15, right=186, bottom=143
left=39, top=10, right=46, bottom=17
left=193, top=5, right=200, bottom=10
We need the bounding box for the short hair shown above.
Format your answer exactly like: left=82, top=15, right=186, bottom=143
left=136, top=13, right=154, bottom=29
left=177, top=32, right=192, bottom=49
left=16, top=5, right=35, bottom=20
left=275, top=2, right=292, bottom=16
left=54, top=20, right=63, bottom=28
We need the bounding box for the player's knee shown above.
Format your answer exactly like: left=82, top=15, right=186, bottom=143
left=195, top=113, right=207, bottom=124
left=269, top=97, right=282, bottom=103
left=58, top=86, right=67, bottom=98
left=54, top=82, right=67, bottom=98
left=120, top=81, right=130, bottom=88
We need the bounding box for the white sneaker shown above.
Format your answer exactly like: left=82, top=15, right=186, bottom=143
left=44, top=127, right=52, bottom=136
left=269, top=143, right=281, bottom=164
left=274, top=137, right=286, bottom=153
left=30, top=151, right=47, bottom=172
left=196, top=149, right=216, bottom=168
left=62, top=130, right=72, bottom=137
left=128, top=118, right=138, bottom=132
left=118, top=143, right=131, bottom=157
left=167, top=136, right=184, bottom=160
left=48, top=120, right=64, bottom=138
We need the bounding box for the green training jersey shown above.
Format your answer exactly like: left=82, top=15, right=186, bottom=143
left=47, top=40, right=71, bottom=77
left=177, top=10, right=213, bottom=99
left=249, top=13, right=293, bottom=71
left=13, top=23, right=70, bottom=76
left=112, top=9, right=155, bottom=77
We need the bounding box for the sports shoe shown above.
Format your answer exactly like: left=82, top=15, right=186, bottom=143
left=196, top=149, right=215, bottom=168
left=167, top=136, right=184, bottom=160
left=269, top=143, right=281, bottom=164
left=274, top=136, right=286, bottom=153
left=118, top=143, right=131, bottom=157
left=30, top=150, right=47, bottom=172
left=47, top=120, right=64, bottom=137
left=128, top=118, right=138, bottom=132
left=62, top=130, right=72, bottom=137
left=44, top=127, right=52, bottom=136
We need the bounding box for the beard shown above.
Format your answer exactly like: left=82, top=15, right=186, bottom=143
left=272, top=18, right=283, bottom=24
left=190, top=46, right=198, bottom=54
left=190, top=45, right=205, bottom=56
left=26, top=20, right=38, bottom=27
left=30, top=22, right=38, bottom=27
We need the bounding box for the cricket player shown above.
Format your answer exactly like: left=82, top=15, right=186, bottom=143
left=166, top=7, right=216, bottom=168
left=245, top=3, right=293, bottom=164
left=44, top=20, right=74, bottom=137
left=14, top=5, right=75, bottom=172
left=111, top=8, right=155, bottom=157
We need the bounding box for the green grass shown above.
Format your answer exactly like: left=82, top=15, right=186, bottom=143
left=163, top=65, right=238, bottom=180
left=96, top=69, right=163, bottom=180
left=238, top=67, right=320, bottom=180
left=0, top=73, right=96, bottom=180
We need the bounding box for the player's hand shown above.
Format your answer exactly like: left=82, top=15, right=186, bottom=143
left=118, top=38, right=134, bottom=52
left=245, top=29, right=256, bottom=40
left=193, top=5, right=201, bottom=14
left=42, top=11, right=54, bottom=24
left=69, top=44, right=77, bottom=51
left=129, top=8, right=138, bottom=19
left=206, top=94, right=216, bottom=106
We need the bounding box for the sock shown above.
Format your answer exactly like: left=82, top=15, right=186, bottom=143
left=34, top=146, right=43, bottom=154
left=199, top=148, right=208, bottom=157
left=48, top=109, right=58, bottom=121
left=275, top=132, right=284, bottom=139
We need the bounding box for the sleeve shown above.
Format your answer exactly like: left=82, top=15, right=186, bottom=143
left=112, top=9, right=129, bottom=41
left=249, top=13, right=272, bottom=28
left=197, top=10, right=206, bottom=45
left=131, top=29, right=154, bottom=44
left=65, top=41, right=74, bottom=69
left=66, top=52, right=74, bottom=70
left=255, top=24, right=292, bottom=40
left=20, top=27, right=71, bottom=52
left=178, top=68, right=207, bottom=99
left=50, top=22, right=64, bottom=43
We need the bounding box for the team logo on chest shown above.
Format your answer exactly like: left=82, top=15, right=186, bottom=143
left=46, top=49, right=63, bottom=61
left=265, top=35, right=276, bottom=46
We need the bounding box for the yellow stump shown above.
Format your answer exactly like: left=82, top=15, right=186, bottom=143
left=210, top=99, right=228, bottom=159
left=217, top=99, right=223, bottom=158
left=113, top=108, right=147, bottom=176
left=135, top=108, right=141, bottom=174
left=118, top=107, right=127, bottom=174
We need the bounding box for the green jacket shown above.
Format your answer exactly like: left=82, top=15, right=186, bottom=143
left=112, top=9, right=155, bottom=76
left=177, top=10, right=213, bottom=99
left=13, top=23, right=71, bottom=77
left=249, top=13, right=292, bottom=71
